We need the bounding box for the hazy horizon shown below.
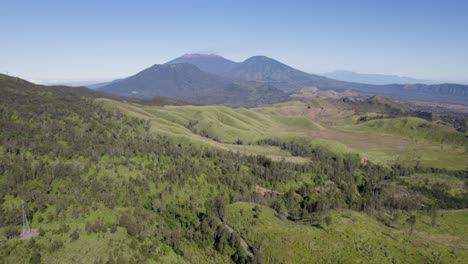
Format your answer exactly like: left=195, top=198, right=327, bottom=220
left=23, top=53, right=468, bottom=86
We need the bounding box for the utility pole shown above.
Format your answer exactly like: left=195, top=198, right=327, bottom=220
left=21, top=200, right=30, bottom=235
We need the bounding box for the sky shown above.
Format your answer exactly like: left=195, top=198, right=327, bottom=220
left=1, top=0, right=468, bottom=84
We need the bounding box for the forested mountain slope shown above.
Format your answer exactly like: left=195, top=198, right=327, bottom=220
left=1, top=75, right=467, bottom=263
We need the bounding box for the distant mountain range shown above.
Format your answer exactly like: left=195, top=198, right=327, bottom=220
left=321, top=70, right=436, bottom=85
left=95, top=54, right=468, bottom=105
left=166, top=54, right=344, bottom=91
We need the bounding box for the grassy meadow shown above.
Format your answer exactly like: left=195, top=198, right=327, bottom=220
left=97, top=97, right=468, bottom=170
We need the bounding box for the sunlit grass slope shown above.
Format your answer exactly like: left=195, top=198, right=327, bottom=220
left=97, top=98, right=468, bottom=170
left=352, top=117, right=468, bottom=147
left=224, top=202, right=468, bottom=264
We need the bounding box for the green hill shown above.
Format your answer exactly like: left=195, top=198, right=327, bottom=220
left=352, top=117, right=468, bottom=147
left=224, top=202, right=468, bottom=263
left=1, top=75, right=467, bottom=263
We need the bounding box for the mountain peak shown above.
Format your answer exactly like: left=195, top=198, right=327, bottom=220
left=240, top=56, right=293, bottom=71
left=166, top=53, right=238, bottom=76
left=243, top=55, right=278, bottom=63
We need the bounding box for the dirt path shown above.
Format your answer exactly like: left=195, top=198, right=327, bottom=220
left=438, top=208, right=468, bottom=213
left=218, top=219, right=254, bottom=258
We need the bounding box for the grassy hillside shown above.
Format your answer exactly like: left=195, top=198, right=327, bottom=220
left=97, top=98, right=323, bottom=163
left=1, top=75, right=467, bottom=263
left=352, top=117, right=468, bottom=147
left=98, top=97, right=468, bottom=170
left=224, top=202, right=468, bottom=263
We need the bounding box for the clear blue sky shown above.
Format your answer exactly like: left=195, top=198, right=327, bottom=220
left=2, top=0, right=468, bottom=83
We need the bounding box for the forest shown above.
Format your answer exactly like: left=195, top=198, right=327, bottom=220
left=0, top=75, right=467, bottom=263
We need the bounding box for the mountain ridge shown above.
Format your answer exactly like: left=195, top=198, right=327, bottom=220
left=163, top=54, right=468, bottom=104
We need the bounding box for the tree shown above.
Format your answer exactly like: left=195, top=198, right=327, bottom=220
left=70, top=229, right=80, bottom=241
left=3, top=225, right=18, bottom=239
left=212, top=196, right=226, bottom=220
left=29, top=251, right=41, bottom=264
left=324, top=215, right=333, bottom=226
left=406, top=215, right=417, bottom=236
left=252, top=205, right=262, bottom=219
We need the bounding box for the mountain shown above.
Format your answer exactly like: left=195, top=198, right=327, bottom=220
left=224, top=56, right=326, bottom=90
left=166, top=53, right=238, bottom=76
left=167, top=54, right=349, bottom=91
left=98, top=63, right=226, bottom=99
left=322, top=70, right=436, bottom=85
left=97, top=63, right=287, bottom=106
left=166, top=54, right=468, bottom=104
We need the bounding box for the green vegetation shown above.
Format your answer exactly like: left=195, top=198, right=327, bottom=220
left=98, top=95, right=468, bottom=170
left=352, top=117, right=468, bottom=147
left=0, top=75, right=467, bottom=263
left=224, top=202, right=468, bottom=263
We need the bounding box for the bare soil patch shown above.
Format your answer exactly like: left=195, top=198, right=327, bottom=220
left=17, top=229, right=39, bottom=240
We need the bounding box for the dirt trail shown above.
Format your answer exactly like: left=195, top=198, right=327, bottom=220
left=438, top=208, right=468, bottom=213
left=218, top=219, right=254, bottom=258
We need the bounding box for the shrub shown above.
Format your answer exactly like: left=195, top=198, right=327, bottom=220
left=85, top=219, right=108, bottom=234
left=70, top=229, right=80, bottom=241
left=48, top=239, right=64, bottom=253
left=29, top=251, right=41, bottom=264
left=3, top=226, right=18, bottom=239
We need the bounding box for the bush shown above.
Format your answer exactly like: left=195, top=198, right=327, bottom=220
left=38, top=227, right=46, bottom=236
left=85, top=219, right=108, bottom=234
left=29, top=250, right=41, bottom=264
left=70, top=229, right=80, bottom=241
left=48, top=239, right=64, bottom=253
left=3, top=226, right=18, bottom=239
left=118, top=213, right=138, bottom=237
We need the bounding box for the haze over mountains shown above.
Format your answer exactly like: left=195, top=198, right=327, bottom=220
left=321, top=70, right=437, bottom=85
left=96, top=54, right=468, bottom=105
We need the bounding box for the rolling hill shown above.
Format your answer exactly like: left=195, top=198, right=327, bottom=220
left=1, top=74, right=467, bottom=263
